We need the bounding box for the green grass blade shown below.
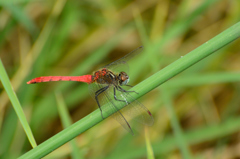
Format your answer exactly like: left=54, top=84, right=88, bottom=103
left=162, top=88, right=192, bottom=159
left=165, top=72, right=240, bottom=88
left=55, top=92, right=83, bottom=159
left=18, top=22, right=240, bottom=159
left=0, top=60, right=37, bottom=148
left=145, top=128, right=155, bottom=159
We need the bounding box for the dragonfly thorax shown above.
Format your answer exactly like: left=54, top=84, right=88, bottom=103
left=93, top=68, right=129, bottom=86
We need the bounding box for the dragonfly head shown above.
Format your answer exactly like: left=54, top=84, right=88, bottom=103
left=118, top=71, right=129, bottom=85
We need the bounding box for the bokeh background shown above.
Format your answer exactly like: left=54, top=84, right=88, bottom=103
left=1, top=0, right=240, bottom=158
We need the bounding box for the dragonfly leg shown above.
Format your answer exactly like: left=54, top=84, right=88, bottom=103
left=114, top=87, right=127, bottom=103
left=117, top=86, right=138, bottom=94
left=95, top=86, right=109, bottom=119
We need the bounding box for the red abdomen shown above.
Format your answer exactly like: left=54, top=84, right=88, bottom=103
left=27, top=75, right=93, bottom=84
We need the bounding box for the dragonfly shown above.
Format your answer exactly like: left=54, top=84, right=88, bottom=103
left=27, top=46, right=154, bottom=135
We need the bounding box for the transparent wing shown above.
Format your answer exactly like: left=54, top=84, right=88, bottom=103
left=88, top=83, right=134, bottom=135
left=115, top=88, right=154, bottom=126
left=102, top=46, right=144, bottom=74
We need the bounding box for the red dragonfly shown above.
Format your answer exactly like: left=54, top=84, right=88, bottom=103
left=27, top=46, right=154, bottom=135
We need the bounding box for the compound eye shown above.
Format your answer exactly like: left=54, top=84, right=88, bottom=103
left=119, top=72, right=129, bottom=85
left=121, top=78, right=129, bottom=85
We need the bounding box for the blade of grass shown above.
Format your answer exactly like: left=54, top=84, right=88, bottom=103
left=0, top=59, right=37, bottom=148
left=19, top=21, right=240, bottom=159
left=55, top=92, right=83, bottom=159
left=145, top=128, right=155, bottom=159
left=161, top=88, right=192, bottom=159
left=165, top=72, right=240, bottom=88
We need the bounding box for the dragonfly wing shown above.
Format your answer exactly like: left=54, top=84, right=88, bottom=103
left=103, top=86, right=134, bottom=135
left=88, top=82, right=104, bottom=101
left=88, top=83, right=134, bottom=135
left=103, top=46, right=144, bottom=74
left=104, top=61, right=129, bottom=75
left=104, top=46, right=143, bottom=68
left=88, top=82, right=113, bottom=117
left=115, top=89, right=154, bottom=126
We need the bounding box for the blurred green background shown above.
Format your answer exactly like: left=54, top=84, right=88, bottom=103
left=1, top=0, right=240, bottom=158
